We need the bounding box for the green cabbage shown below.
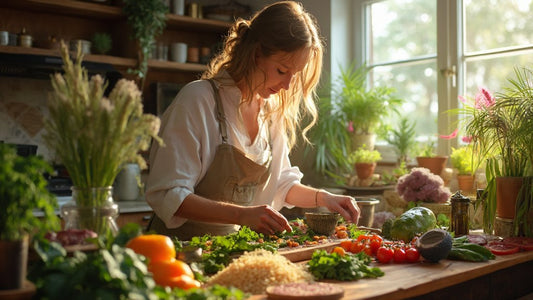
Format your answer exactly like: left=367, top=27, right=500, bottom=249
left=382, top=207, right=437, bottom=242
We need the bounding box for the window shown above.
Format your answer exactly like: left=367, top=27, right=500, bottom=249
left=359, top=0, right=533, bottom=154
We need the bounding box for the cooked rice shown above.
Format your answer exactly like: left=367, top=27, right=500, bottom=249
left=206, top=249, right=313, bottom=294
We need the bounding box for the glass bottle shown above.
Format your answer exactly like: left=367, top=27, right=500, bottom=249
left=450, top=191, right=470, bottom=236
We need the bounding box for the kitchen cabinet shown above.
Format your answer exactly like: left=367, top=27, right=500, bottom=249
left=0, top=0, right=232, bottom=114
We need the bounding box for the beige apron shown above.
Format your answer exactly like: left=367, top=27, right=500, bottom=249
left=148, top=79, right=271, bottom=240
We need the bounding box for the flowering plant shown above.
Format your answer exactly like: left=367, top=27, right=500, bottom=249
left=396, top=167, right=451, bottom=204
left=44, top=42, right=163, bottom=207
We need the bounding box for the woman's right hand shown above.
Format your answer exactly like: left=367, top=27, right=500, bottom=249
left=239, top=205, right=292, bottom=235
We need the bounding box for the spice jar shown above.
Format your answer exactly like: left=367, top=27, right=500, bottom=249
left=450, top=191, right=470, bottom=236
left=19, top=28, right=32, bottom=48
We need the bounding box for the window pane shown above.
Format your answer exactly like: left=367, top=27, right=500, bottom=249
left=464, top=0, right=533, bottom=53
left=464, top=52, right=533, bottom=95
left=369, top=0, right=436, bottom=63
left=372, top=61, right=438, bottom=137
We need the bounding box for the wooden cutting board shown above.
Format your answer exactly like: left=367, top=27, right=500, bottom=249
left=278, top=241, right=342, bottom=262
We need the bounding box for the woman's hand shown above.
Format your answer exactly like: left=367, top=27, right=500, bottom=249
left=319, top=190, right=360, bottom=224
left=238, top=205, right=292, bottom=235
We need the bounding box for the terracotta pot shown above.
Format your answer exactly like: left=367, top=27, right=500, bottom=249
left=354, top=162, right=376, bottom=180
left=416, top=156, right=448, bottom=177
left=496, top=176, right=524, bottom=219
left=457, top=174, right=475, bottom=196
left=0, top=235, right=28, bottom=290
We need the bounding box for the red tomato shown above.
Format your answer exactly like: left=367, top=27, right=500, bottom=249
left=370, top=239, right=382, bottom=255
left=376, top=246, right=394, bottom=263
left=350, top=241, right=365, bottom=254
left=356, top=234, right=370, bottom=243
left=393, top=248, right=406, bottom=263
left=340, top=240, right=353, bottom=252
left=487, top=241, right=520, bottom=255
left=502, top=237, right=533, bottom=251
left=405, top=247, right=420, bottom=263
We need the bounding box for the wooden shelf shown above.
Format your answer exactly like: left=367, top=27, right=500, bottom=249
left=0, top=45, right=207, bottom=72
left=1, top=0, right=231, bottom=32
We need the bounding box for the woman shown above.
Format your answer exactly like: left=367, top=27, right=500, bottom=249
left=146, top=1, right=360, bottom=240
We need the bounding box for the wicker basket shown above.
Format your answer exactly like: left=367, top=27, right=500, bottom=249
left=304, top=212, right=339, bottom=236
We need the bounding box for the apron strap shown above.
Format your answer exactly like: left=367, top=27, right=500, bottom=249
left=207, top=79, right=228, bottom=143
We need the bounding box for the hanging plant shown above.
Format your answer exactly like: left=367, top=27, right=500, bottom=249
left=122, top=0, right=168, bottom=90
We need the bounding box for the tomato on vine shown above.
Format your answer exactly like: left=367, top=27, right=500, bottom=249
left=405, top=247, right=420, bottom=263
left=393, top=248, right=406, bottom=263
left=376, top=246, right=394, bottom=263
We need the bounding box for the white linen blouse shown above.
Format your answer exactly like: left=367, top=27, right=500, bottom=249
left=145, top=72, right=303, bottom=228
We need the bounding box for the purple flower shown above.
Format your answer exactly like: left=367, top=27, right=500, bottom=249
left=396, top=167, right=451, bottom=203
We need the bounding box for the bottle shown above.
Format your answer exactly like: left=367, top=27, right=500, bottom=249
left=450, top=191, right=470, bottom=236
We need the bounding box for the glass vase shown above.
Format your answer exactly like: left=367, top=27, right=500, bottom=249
left=61, top=186, right=119, bottom=237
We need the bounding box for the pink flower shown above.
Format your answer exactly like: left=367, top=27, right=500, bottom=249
left=396, top=167, right=451, bottom=204
left=347, top=121, right=354, bottom=132
left=440, top=129, right=458, bottom=140
left=474, top=87, right=495, bottom=109
left=461, top=135, right=473, bottom=143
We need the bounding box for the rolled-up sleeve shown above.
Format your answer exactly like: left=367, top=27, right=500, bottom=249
left=145, top=81, right=220, bottom=228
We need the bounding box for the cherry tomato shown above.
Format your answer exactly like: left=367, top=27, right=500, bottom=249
left=369, top=239, right=382, bottom=255
left=332, top=246, right=346, bottom=256
left=363, top=244, right=373, bottom=256
left=336, top=230, right=348, bottom=239
left=357, top=234, right=370, bottom=243
left=393, top=247, right=406, bottom=263
left=487, top=241, right=520, bottom=255
left=376, top=246, right=394, bottom=263
left=405, top=247, right=420, bottom=263
left=340, top=240, right=353, bottom=252
left=350, top=241, right=364, bottom=254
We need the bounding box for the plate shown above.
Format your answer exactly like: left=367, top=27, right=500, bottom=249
left=266, top=282, right=344, bottom=300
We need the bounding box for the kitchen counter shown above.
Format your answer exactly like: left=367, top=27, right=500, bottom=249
left=250, top=249, right=533, bottom=300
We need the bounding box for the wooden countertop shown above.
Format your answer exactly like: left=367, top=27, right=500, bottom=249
left=250, top=250, right=533, bottom=300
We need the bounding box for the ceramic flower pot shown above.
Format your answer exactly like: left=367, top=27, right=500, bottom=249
left=354, top=162, right=376, bottom=180
left=416, top=156, right=448, bottom=177
left=457, top=174, right=475, bottom=196
left=495, top=176, right=524, bottom=219
left=351, top=133, right=376, bottom=151
left=355, top=198, right=380, bottom=227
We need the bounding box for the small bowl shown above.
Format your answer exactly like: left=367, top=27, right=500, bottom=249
left=305, top=212, right=340, bottom=236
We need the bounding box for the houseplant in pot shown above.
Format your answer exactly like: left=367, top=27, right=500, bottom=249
left=450, top=144, right=480, bottom=196
left=0, top=144, right=60, bottom=290
left=337, top=63, right=403, bottom=151
left=456, top=70, right=532, bottom=236
left=43, top=42, right=162, bottom=237
left=415, top=140, right=448, bottom=178
left=348, top=145, right=382, bottom=183
left=383, top=116, right=417, bottom=166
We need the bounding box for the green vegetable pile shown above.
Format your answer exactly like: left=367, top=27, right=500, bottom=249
left=28, top=224, right=247, bottom=300
left=382, top=207, right=437, bottom=242
left=307, top=250, right=384, bottom=281
left=447, top=236, right=495, bottom=262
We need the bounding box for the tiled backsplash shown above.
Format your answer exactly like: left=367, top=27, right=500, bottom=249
left=0, top=76, right=55, bottom=162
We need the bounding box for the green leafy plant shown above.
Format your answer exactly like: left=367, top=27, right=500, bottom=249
left=123, top=0, right=168, bottom=89
left=416, top=140, right=437, bottom=157
left=91, top=32, right=112, bottom=54
left=348, top=145, right=382, bottom=164
left=450, top=145, right=479, bottom=175
left=307, top=250, right=384, bottom=281
left=43, top=42, right=162, bottom=206
left=337, top=63, right=403, bottom=135
left=384, top=117, right=417, bottom=164
left=0, top=144, right=60, bottom=241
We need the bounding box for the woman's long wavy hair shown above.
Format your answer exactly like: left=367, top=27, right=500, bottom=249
left=202, top=1, right=324, bottom=150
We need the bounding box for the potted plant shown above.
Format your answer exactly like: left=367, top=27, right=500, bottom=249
left=450, top=145, right=480, bottom=195
left=122, top=0, right=168, bottom=90
left=456, top=67, right=533, bottom=236
left=383, top=116, right=417, bottom=165
left=43, top=43, right=162, bottom=237
left=91, top=32, right=112, bottom=55
left=337, top=63, right=403, bottom=151
left=348, top=145, right=382, bottom=181
left=415, top=140, right=448, bottom=178
left=0, top=144, right=60, bottom=290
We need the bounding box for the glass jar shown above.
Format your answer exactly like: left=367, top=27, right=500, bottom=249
left=61, top=186, right=119, bottom=236
left=450, top=191, right=470, bottom=236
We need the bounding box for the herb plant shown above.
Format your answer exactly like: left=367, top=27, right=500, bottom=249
left=92, top=32, right=112, bottom=54
left=450, top=145, right=479, bottom=175
left=348, top=145, right=382, bottom=164
left=0, top=144, right=60, bottom=241
left=307, top=250, right=384, bottom=281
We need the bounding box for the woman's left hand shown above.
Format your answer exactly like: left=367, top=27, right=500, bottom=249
left=319, top=190, right=360, bottom=224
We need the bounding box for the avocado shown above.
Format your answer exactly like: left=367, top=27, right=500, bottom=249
left=415, top=229, right=453, bottom=263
